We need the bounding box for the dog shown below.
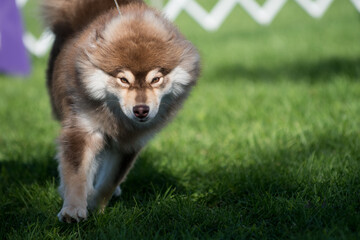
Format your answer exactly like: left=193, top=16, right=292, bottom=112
left=42, top=0, right=200, bottom=223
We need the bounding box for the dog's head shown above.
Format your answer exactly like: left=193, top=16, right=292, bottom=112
left=77, top=5, right=200, bottom=124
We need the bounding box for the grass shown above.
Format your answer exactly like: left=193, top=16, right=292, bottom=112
left=1, top=0, right=360, bottom=239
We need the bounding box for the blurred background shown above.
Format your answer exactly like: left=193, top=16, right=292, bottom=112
left=1, top=0, right=360, bottom=238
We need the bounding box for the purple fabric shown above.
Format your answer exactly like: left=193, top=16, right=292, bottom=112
left=0, top=0, right=31, bottom=76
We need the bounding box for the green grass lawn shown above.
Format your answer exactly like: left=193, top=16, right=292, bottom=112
left=1, top=1, right=360, bottom=239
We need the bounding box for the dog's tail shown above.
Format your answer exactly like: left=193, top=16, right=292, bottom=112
left=42, top=0, right=141, bottom=38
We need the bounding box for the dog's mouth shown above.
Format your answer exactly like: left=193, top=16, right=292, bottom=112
left=131, top=115, right=151, bottom=123
left=138, top=118, right=149, bottom=123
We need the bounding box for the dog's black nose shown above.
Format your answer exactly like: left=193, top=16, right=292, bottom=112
left=133, top=105, right=149, bottom=119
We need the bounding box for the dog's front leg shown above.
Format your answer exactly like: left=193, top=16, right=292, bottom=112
left=57, top=127, right=104, bottom=223
left=89, top=150, right=139, bottom=211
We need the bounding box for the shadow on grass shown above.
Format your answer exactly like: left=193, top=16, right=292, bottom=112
left=109, top=154, right=187, bottom=206
left=2, top=130, right=360, bottom=237
left=0, top=148, right=186, bottom=236
left=0, top=157, right=58, bottom=187
left=209, top=57, right=360, bottom=82
left=118, top=130, right=360, bottom=237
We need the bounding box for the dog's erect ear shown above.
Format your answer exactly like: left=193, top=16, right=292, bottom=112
left=95, top=29, right=105, bottom=43
left=85, top=29, right=105, bottom=56
left=83, top=28, right=106, bottom=66
left=89, top=28, right=106, bottom=48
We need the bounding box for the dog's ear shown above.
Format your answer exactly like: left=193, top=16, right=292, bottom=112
left=95, top=29, right=105, bottom=43
left=83, top=28, right=106, bottom=66
left=89, top=28, right=106, bottom=48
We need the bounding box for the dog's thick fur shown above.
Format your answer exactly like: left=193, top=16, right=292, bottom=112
left=43, top=0, right=200, bottom=222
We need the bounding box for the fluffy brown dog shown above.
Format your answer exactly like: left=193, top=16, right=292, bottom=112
left=43, top=0, right=200, bottom=223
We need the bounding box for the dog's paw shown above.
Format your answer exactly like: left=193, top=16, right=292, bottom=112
left=113, top=186, right=122, bottom=197
left=58, top=205, right=88, bottom=223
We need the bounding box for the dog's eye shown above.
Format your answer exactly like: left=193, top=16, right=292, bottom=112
left=151, top=77, right=161, bottom=84
left=119, top=77, right=129, bottom=84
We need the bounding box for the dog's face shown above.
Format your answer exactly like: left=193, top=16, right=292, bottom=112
left=77, top=9, right=199, bottom=124
left=105, top=67, right=191, bottom=123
